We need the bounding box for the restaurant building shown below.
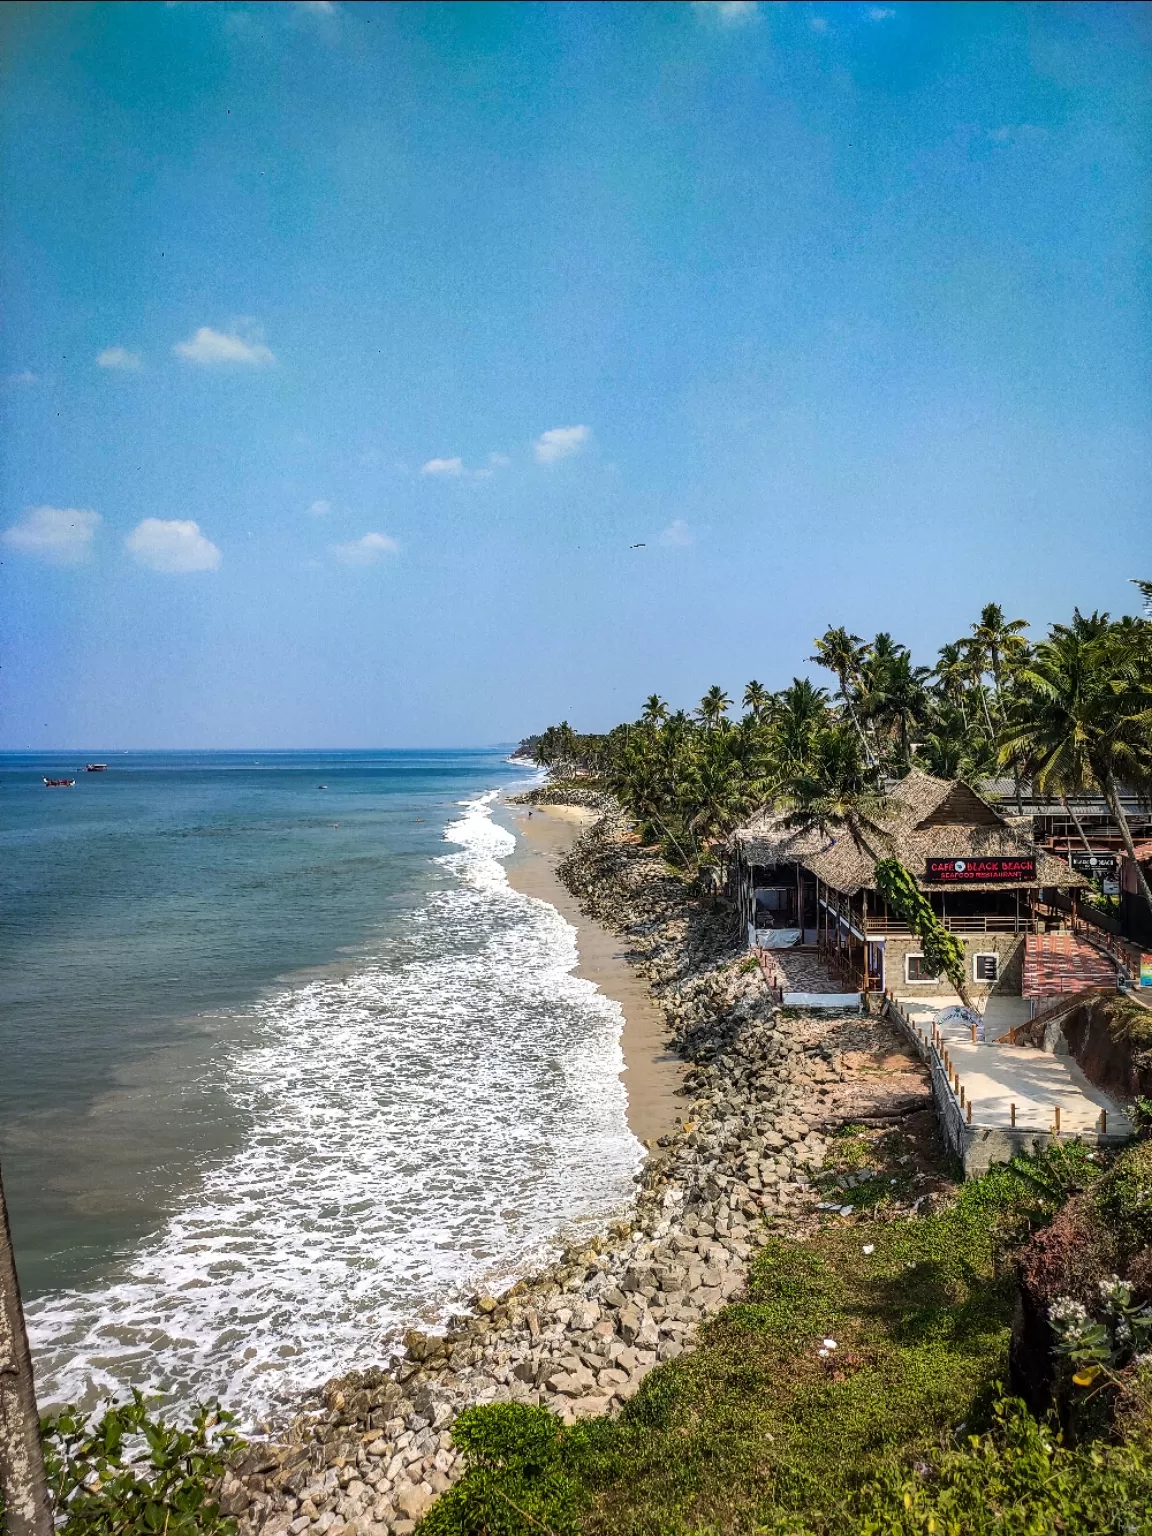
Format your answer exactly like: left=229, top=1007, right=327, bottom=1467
left=731, top=770, right=1087, bottom=1000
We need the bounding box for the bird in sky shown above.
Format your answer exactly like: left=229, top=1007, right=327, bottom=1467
left=629, top=542, right=646, bottom=549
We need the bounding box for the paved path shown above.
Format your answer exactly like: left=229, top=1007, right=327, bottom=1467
left=901, top=1000, right=1132, bottom=1139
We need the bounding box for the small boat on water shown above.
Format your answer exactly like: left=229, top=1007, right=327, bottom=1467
left=44, top=778, right=76, bottom=787
left=86, top=763, right=108, bottom=772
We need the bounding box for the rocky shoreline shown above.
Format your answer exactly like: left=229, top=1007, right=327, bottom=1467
left=228, top=797, right=936, bottom=1536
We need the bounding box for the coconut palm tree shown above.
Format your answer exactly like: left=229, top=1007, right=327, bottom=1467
left=741, top=679, right=772, bottom=721
left=932, top=641, right=973, bottom=729
left=859, top=649, right=930, bottom=772
left=780, top=725, right=892, bottom=860
left=640, top=694, right=668, bottom=727
left=965, top=603, right=1030, bottom=722
left=773, top=677, right=830, bottom=768
left=695, top=685, right=732, bottom=731
left=810, top=626, right=872, bottom=759
left=1004, top=615, right=1152, bottom=909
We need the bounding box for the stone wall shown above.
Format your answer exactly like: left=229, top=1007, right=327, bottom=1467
left=885, top=932, right=1025, bottom=1000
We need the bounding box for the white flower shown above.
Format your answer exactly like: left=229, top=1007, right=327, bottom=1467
left=823, top=1338, right=838, bottom=1350
left=862, top=1244, right=875, bottom=1255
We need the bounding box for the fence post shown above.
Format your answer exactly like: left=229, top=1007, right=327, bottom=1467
left=1010, top=1102, right=1016, bottom=1127
left=1053, top=1105, right=1062, bottom=1135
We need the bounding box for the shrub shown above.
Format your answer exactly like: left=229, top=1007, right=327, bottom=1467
left=42, top=1390, right=240, bottom=1536
left=834, top=1394, right=1152, bottom=1536
left=1095, top=1141, right=1152, bottom=1257
left=418, top=1403, right=587, bottom=1536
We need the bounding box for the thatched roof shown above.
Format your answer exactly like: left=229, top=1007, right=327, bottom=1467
left=733, top=769, right=1087, bottom=896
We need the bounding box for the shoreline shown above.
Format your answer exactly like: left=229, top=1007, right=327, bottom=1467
left=233, top=796, right=937, bottom=1536
left=501, top=801, right=686, bottom=1147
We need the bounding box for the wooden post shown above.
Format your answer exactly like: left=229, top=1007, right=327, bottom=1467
left=1010, top=1102, right=1016, bottom=1127
left=1099, top=1108, right=1107, bottom=1134
left=970, top=1022, right=978, bottom=1044
left=1054, top=1105, right=1061, bottom=1135
left=960, top=1085, right=965, bottom=1107
left=0, top=1165, right=54, bottom=1536
left=966, top=1101, right=973, bottom=1125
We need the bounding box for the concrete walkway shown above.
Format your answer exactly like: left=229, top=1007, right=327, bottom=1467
left=892, top=997, right=1132, bottom=1163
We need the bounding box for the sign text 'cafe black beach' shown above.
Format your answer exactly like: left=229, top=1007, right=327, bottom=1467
left=924, top=856, right=1037, bottom=885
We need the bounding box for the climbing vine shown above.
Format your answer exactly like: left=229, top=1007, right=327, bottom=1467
left=874, top=857, right=972, bottom=1006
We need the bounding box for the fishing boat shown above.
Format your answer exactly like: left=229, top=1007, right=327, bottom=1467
left=43, top=777, right=76, bottom=787
left=86, top=763, right=108, bottom=772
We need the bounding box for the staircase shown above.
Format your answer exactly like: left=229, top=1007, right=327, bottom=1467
left=1023, top=932, right=1119, bottom=1001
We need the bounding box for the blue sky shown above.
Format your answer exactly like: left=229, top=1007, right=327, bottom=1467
left=2, top=0, right=1149, bottom=749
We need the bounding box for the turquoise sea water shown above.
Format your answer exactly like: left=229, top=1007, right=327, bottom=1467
left=0, top=750, right=640, bottom=1424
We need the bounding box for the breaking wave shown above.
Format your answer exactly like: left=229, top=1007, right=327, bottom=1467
left=26, top=792, right=641, bottom=1426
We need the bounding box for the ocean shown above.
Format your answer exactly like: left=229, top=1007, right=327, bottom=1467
left=0, top=750, right=641, bottom=1426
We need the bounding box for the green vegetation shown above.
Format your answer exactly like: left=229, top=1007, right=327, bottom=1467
left=422, top=1145, right=1151, bottom=1535
left=40, top=1391, right=239, bottom=1536
left=532, top=592, right=1152, bottom=891
left=874, top=859, right=971, bottom=1007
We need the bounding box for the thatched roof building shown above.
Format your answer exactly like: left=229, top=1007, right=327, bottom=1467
left=732, top=771, right=1086, bottom=897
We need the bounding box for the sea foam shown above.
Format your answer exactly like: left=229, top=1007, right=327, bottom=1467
left=26, top=792, right=641, bottom=1424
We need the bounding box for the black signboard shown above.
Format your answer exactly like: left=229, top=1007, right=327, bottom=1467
left=1068, top=851, right=1119, bottom=878
left=924, top=856, right=1036, bottom=884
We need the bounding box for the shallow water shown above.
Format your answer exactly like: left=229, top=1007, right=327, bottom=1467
left=1, top=751, right=641, bottom=1423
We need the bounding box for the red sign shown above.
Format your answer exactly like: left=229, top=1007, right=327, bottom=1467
left=925, top=856, right=1036, bottom=884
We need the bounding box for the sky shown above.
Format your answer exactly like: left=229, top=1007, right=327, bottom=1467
left=2, top=0, right=1150, bottom=749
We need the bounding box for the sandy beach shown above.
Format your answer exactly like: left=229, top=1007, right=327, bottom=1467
left=503, top=803, right=686, bottom=1146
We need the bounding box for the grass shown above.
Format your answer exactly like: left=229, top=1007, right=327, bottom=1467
left=422, top=1142, right=1151, bottom=1536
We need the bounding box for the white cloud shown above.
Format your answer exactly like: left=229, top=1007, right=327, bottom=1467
left=534, top=425, right=590, bottom=465
left=306, top=499, right=332, bottom=516
left=3, top=370, right=38, bottom=387
left=2, top=505, right=101, bottom=564
left=693, top=1, right=760, bottom=26
left=810, top=15, right=828, bottom=31
left=489, top=453, right=511, bottom=468
left=97, top=346, right=143, bottom=371
left=657, top=519, right=695, bottom=548
left=295, top=0, right=335, bottom=11
left=868, top=7, right=896, bottom=17
left=126, top=518, right=221, bottom=572
left=331, top=532, right=399, bottom=566
left=173, top=326, right=275, bottom=367
left=421, top=457, right=465, bottom=477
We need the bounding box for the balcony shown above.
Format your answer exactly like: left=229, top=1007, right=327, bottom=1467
left=861, top=914, right=1038, bottom=937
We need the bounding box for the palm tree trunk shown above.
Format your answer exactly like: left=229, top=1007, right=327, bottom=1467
left=1061, top=794, right=1093, bottom=854
left=1104, top=772, right=1152, bottom=911
left=0, top=1166, right=53, bottom=1536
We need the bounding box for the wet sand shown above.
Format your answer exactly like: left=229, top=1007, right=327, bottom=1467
left=503, top=804, right=686, bottom=1147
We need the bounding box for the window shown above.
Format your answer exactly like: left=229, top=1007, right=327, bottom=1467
left=974, top=952, right=999, bottom=983
left=905, top=954, right=940, bottom=983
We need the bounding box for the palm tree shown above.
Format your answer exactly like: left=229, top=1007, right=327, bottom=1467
left=859, top=649, right=930, bottom=772
left=695, top=685, right=732, bottom=731
left=640, top=694, right=668, bottom=727
left=741, top=679, right=772, bottom=721
left=964, top=599, right=1026, bottom=718
left=932, top=641, right=973, bottom=730
left=1004, top=615, right=1152, bottom=909
left=773, top=677, right=829, bottom=768
left=780, top=725, right=892, bottom=861
left=810, top=626, right=872, bottom=759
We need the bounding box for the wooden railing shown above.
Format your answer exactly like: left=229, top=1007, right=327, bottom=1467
left=861, top=915, right=1037, bottom=936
